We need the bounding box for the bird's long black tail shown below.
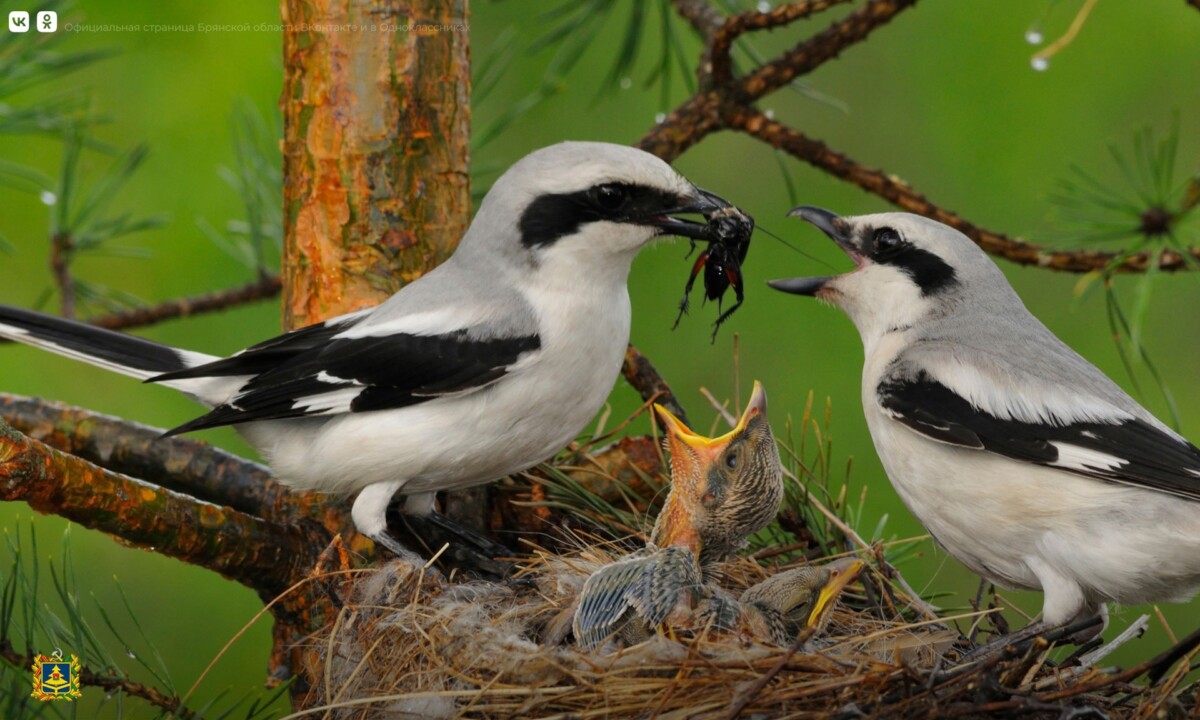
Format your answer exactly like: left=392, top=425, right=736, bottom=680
left=0, top=304, right=216, bottom=382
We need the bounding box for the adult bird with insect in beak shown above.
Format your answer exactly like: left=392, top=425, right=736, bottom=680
left=0, top=141, right=755, bottom=568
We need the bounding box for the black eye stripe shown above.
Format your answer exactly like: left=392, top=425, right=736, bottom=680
left=519, top=182, right=682, bottom=248
left=864, top=226, right=958, bottom=296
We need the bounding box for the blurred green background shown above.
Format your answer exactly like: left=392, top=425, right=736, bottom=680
left=0, top=0, right=1197, bottom=715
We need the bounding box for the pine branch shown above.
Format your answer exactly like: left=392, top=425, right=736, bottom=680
left=49, top=231, right=75, bottom=319
left=709, top=0, right=854, bottom=85
left=0, top=419, right=322, bottom=599
left=0, top=640, right=198, bottom=719
left=88, top=274, right=282, bottom=332
left=729, top=109, right=1200, bottom=273
left=642, top=0, right=1198, bottom=273
left=0, top=393, right=318, bottom=524
left=741, top=0, right=920, bottom=100
left=670, top=0, right=723, bottom=41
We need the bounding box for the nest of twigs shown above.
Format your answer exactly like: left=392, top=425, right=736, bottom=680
left=298, top=543, right=1200, bottom=719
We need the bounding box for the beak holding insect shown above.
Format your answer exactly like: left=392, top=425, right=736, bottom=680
left=767, top=205, right=858, bottom=299
left=660, top=188, right=755, bottom=340
left=805, top=558, right=865, bottom=632
left=644, top=187, right=736, bottom=240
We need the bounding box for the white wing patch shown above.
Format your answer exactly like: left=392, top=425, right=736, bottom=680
left=1049, top=443, right=1128, bottom=473
left=316, top=370, right=361, bottom=385
left=290, top=387, right=362, bottom=414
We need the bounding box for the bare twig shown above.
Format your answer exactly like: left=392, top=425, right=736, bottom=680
left=742, top=0, right=920, bottom=100
left=89, top=274, right=282, bottom=331
left=621, top=344, right=689, bottom=427
left=645, top=0, right=1198, bottom=275
left=670, top=0, right=724, bottom=41
left=720, top=627, right=815, bottom=719
left=709, top=0, right=854, bottom=85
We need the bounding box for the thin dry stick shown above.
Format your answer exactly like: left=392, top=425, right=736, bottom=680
left=720, top=627, right=815, bottom=720
left=1031, top=0, right=1098, bottom=67
left=89, top=274, right=282, bottom=331
left=179, top=567, right=374, bottom=711
left=780, top=463, right=939, bottom=621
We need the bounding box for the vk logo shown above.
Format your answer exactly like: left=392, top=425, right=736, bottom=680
left=8, top=11, right=29, bottom=32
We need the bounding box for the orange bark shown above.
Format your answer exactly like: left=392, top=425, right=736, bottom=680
left=280, top=0, right=470, bottom=329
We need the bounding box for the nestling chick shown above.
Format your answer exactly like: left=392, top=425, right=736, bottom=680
left=719, top=557, right=864, bottom=645
left=573, top=381, right=782, bottom=649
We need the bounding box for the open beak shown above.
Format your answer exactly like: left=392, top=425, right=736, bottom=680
left=805, top=557, right=864, bottom=629
left=651, top=381, right=767, bottom=550
left=767, top=206, right=855, bottom=297
left=646, top=188, right=753, bottom=242
left=653, top=380, right=767, bottom=455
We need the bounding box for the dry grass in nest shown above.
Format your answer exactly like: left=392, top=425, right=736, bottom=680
left=295, top=545, right=1200, bottom=719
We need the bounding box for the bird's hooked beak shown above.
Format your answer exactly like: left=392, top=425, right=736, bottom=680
left=767, top=206, right=856, bottom=297
left=647, top=188, right=753, bottom=243
left=650, top=381, right=768, bottom=550
left=805, top=557, right=864, bottom=630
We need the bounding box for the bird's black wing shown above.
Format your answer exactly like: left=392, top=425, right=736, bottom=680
left=157, top=325, right=540, bottom=435
left=153, top=311, right=371, bottom=379
left=877, top=372, right=1200, bottom=500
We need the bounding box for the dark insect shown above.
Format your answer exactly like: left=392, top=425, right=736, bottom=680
left=673, top=206, right=754, bottom=342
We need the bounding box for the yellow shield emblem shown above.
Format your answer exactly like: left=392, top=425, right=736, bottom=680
left=31, top=649, right=82, bottom=701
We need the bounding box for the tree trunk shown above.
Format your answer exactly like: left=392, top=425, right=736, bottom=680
left=281, top=0, right=470, bottom=330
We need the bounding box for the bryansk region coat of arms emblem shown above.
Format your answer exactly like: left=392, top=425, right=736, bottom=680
left=31, top=648, right=82, bottom=701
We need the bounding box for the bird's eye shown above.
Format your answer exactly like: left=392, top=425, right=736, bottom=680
left=591, top=184, right=630, bottom=213
left=725, top=452, right=738, bottom=469
left=872, top=227, right=905, bottom=258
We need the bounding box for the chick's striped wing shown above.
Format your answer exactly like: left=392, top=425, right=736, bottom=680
left=877, top=371, right=1200, bottom=500
left=155, top=322, right=539, bottom=436
left=574, top=547, right=700, bottom=649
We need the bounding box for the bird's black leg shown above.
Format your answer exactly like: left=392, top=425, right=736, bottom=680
left=390, top=506, right=517, bottom=581
left=959, top=614, right=1104, bottom=664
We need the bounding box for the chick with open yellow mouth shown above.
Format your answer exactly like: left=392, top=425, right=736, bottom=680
left=573, top=382, right=862, bottom=650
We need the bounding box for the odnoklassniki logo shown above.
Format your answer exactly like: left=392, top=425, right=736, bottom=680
left=31, top=649, right=82, bottom=701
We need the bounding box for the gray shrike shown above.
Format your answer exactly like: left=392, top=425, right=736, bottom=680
left=0, top=142, right=752, bottom=561
left=770, top=207, right=1200, bottom=636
